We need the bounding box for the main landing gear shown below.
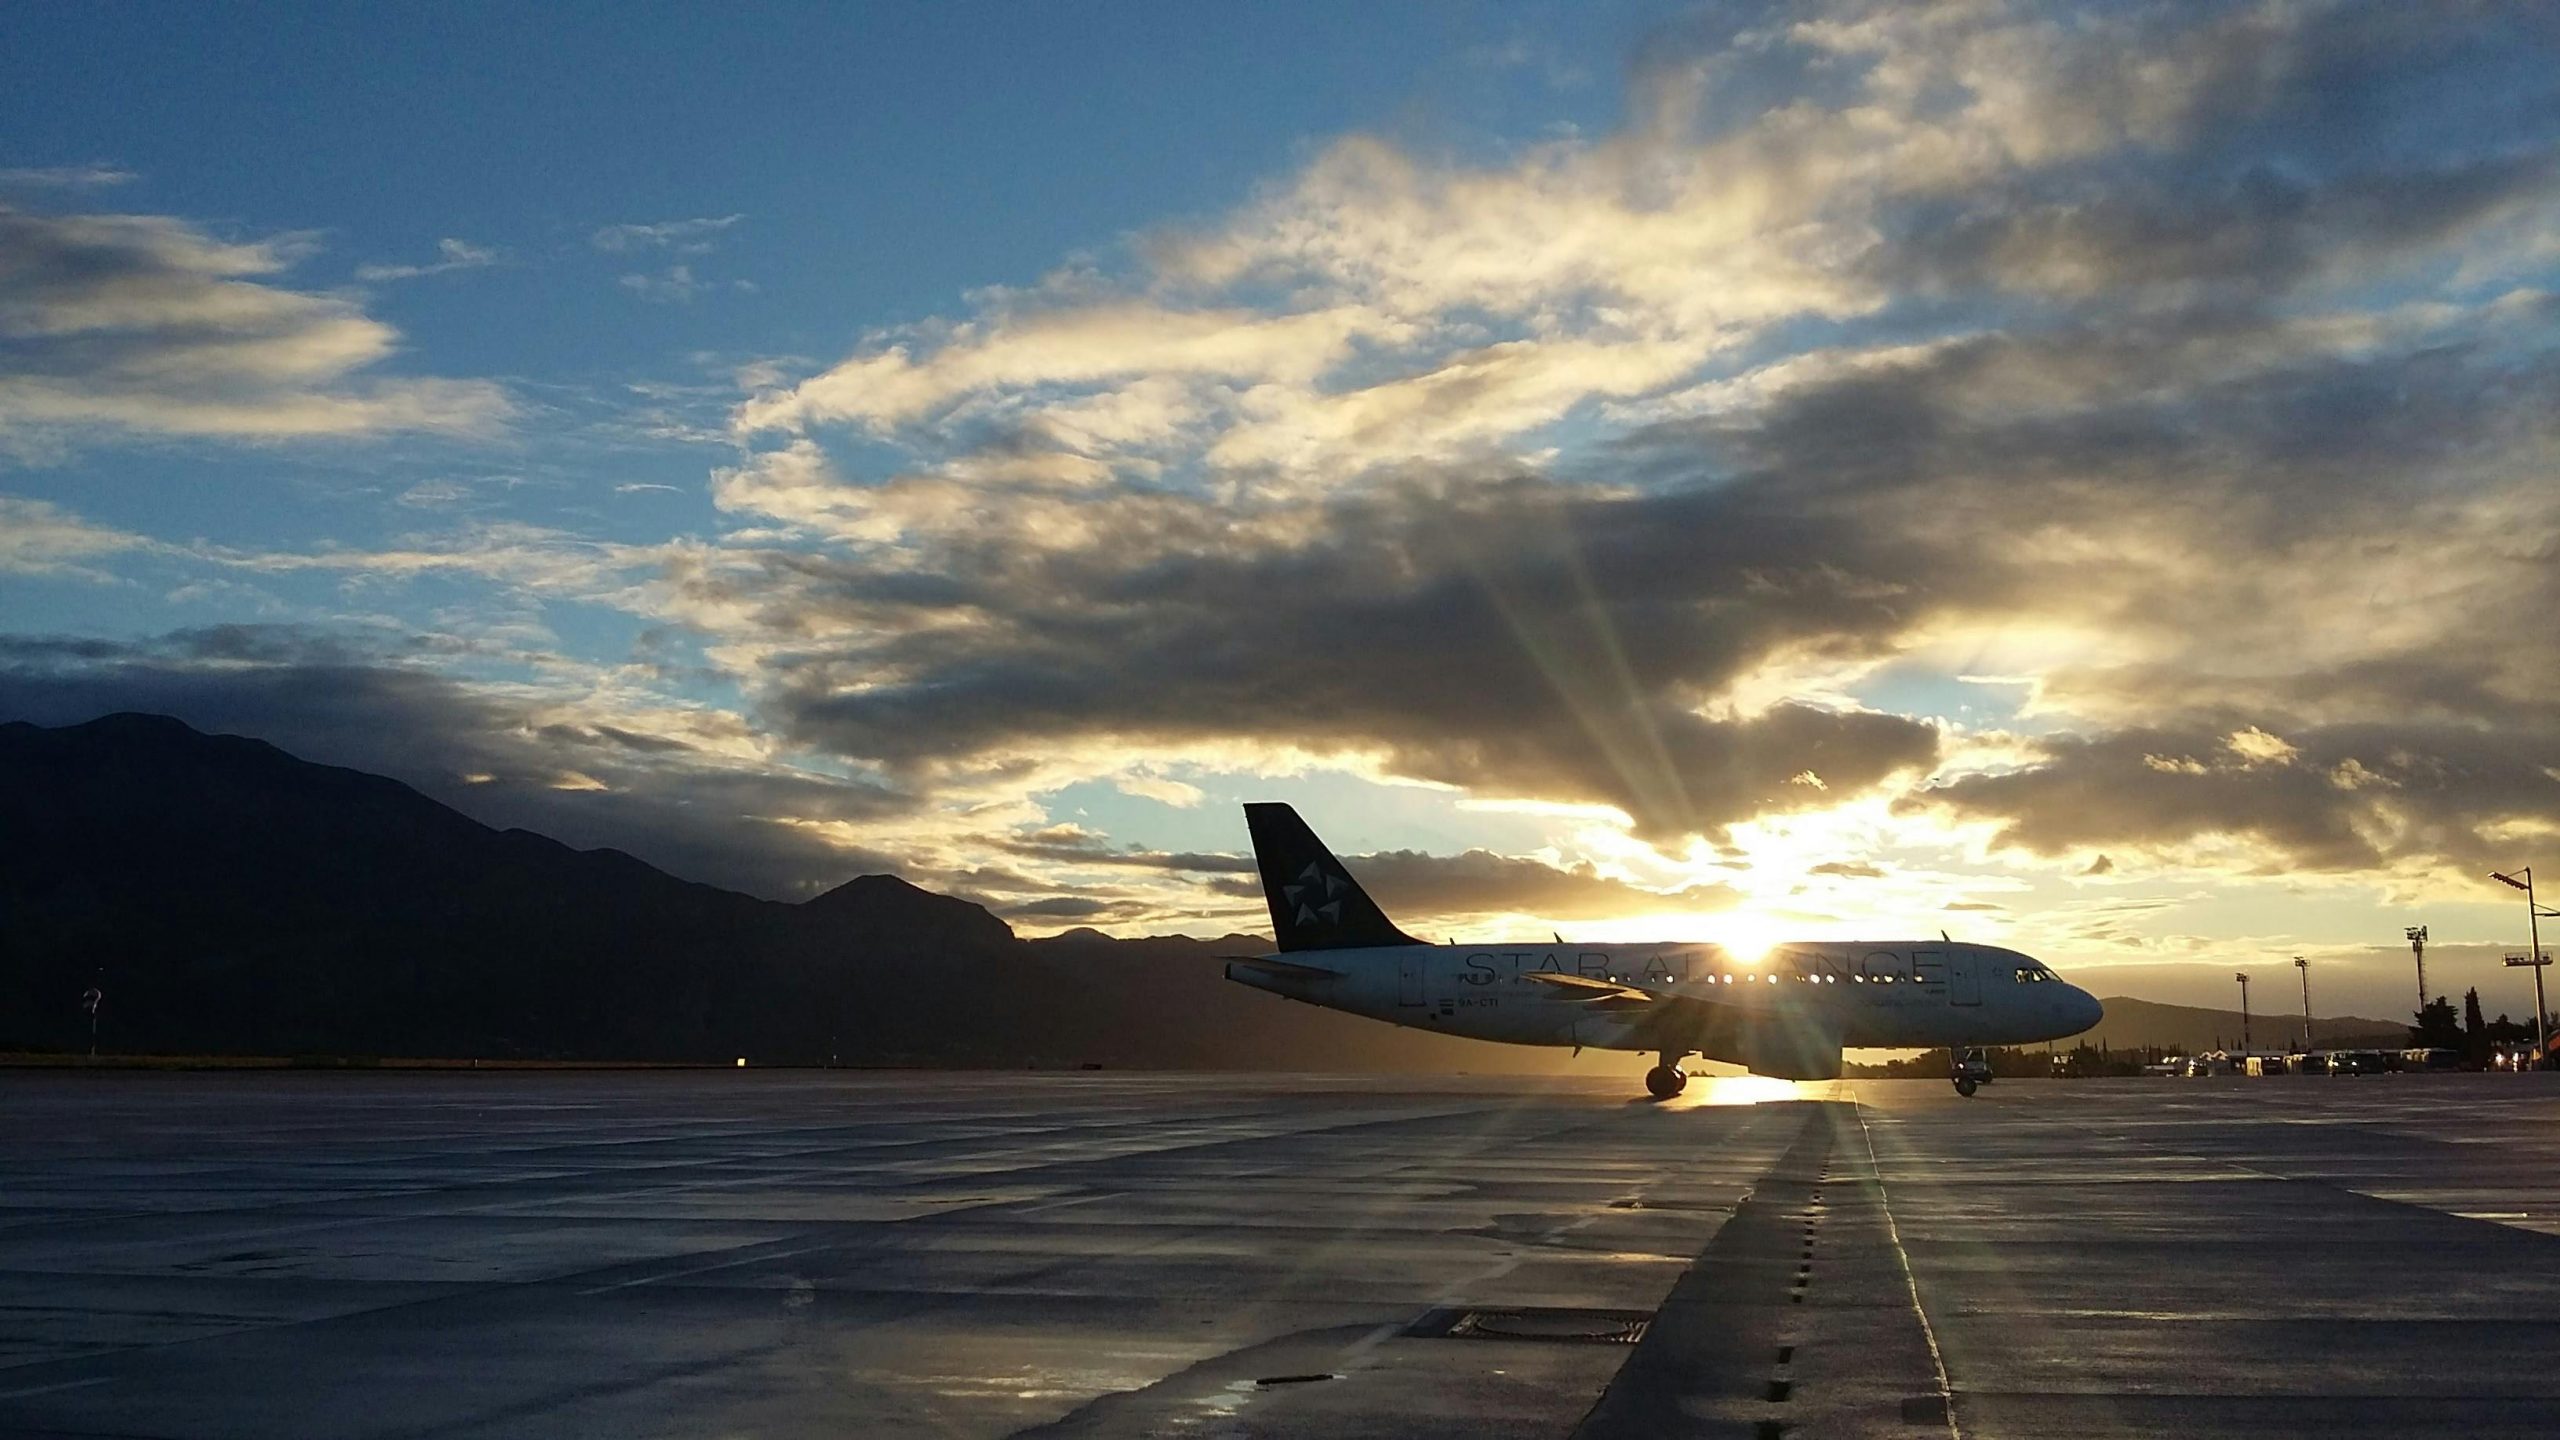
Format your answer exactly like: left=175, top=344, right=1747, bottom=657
left=1644, top=1050, right=1689, bottom=1100
left=1951, top=1047, right=1993, bottom=1097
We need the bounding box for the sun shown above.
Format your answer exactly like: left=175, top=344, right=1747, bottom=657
left=1566, top=909, right=1790, bottom=960
left=1707, top=912, right=1789, bottom=965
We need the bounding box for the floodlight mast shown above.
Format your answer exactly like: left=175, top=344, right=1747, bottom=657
left=2294, top=956, right=2312, bottom=1052
left=2405, top=924, right=2429, bottom=1016
left=2491, top=867, right=2552, bottom=1068
left=2236, top=971, right=2252, bottom=1053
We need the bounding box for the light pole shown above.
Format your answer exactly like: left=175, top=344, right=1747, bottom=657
left=2236, top=971, right=2252, bottom=1053
left=2294, top=956, right=2312, bottom=1053
left=2492, top=867, right=2553, bottom=1069
left=2405, top=925, right=2429, bottom=1017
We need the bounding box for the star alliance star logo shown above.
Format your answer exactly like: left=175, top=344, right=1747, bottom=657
left=1283, top=861, right=1349, bottom=927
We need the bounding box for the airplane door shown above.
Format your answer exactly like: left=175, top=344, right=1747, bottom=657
left=1949, top=949, right=1981, bottom=1007
left=1399, top=950, right=1427, bottom=1007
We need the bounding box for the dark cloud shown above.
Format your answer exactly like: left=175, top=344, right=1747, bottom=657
left=1810, top=861, right=1885, bottom=879
left=0, top=628, right=915, bottom=899
left=1001, top=827, right=1257, bottom=875
left=726, top=472, right=1947, bottom=843
left=1004, top=896, right=1119, bottom=920
left=1347, top=848, right=1741, bottom=924
left=1875, top=1, right=2560, bottom=307
left=1001, top=825, right=1739, bottom=926
left=1892, top=154, right=2560, bottom=306
left=1914, top=717, right=2560, bottom=876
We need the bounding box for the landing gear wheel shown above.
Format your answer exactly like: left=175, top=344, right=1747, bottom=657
left=1953, top=1076, right=1979, bottom=1097
left=1644, top=1064, right=1688, bottom=1100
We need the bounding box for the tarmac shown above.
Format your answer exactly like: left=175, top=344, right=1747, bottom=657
left=2, top=1069, right=2556, bottom=1438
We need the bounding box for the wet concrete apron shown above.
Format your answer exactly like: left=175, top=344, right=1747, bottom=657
left=8, top=1072, right=2560, bottom=1438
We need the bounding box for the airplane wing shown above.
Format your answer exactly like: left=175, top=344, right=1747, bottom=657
left=1519, top=971, right=1663, bottom=1007
left=1523, top=972, right=1843, bottom=1079
left=1521, top=970, right=1725, bottom=1003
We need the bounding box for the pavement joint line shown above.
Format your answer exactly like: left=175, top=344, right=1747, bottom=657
left=570, top=1239, right=847, bottom=1296
left=0, top=1377, right=113, bottom=1402
left=1008, top=1190, right=1124, bottom=1215
left=1855, top=1102, right=1961, bottom=1440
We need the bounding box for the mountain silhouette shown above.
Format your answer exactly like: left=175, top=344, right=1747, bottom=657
left=2079, top=995, right=2406, bottom=1054
left=0, top=713, right=1582, bottom=1073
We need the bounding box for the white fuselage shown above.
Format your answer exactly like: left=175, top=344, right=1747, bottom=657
left=1228, top=939, right=2104, bottom=1062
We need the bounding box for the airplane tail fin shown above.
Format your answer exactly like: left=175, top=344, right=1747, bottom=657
left=1243, top=803, right=1423, bottom=952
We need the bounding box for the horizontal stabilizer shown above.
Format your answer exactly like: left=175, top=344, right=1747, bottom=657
left=1220, top=955, right=1344, bottom=982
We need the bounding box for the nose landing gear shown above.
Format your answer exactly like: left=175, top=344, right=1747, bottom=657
left=1951, top=1047, right=1992, bottom=1097
left=1644, top=1051, right=1689, bottom=1100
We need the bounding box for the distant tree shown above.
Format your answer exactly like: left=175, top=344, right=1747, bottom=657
left=2409, top=996, right=2463, bottom=1049
left=2463, top=988, right=2490, bottom=1065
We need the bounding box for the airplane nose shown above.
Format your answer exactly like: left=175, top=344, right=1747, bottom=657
left=2068, top=987, right=2105, bottom=1034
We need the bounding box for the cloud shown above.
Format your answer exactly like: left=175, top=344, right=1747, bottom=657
left=0, top=206, right=511, bottom=445
left=0, top=165, right=138, bottom=190
left=619, top=264, right=752, bottom=303
left=355, top=238, right=501, bottom=282
left=0, top=496, right=152, bottom=576
left=734, top=302, right=1390, bottom=437
left=590, top=215, right=744, bottom=253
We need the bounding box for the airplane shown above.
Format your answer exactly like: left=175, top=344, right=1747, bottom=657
left=1224, top=803, right=2103, bottom=1097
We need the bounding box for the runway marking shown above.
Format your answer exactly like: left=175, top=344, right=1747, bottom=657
left=0, top=1376, right=112, bottom=1401
left=574, top=1240, right=843, bottom=1296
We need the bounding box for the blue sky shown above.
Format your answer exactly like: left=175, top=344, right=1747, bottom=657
left=5, top=1, right=2559, bottom=1023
